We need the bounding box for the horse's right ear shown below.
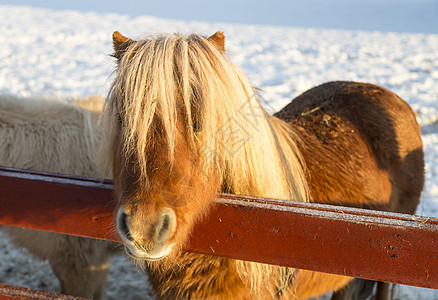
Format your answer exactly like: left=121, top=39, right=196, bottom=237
left=208, top=31, right=225, bottom=53
left=112, top=31, right=134, bottom=60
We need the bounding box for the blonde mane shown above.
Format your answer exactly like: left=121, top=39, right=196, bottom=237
left=102, top=32, right=309, bottom=203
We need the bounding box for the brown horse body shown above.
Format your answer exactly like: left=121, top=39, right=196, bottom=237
left=277, top=81, right=424, bottom=298
left=104, top=32, right=424, bottom=299
left=280, top=81, right=424, bottom=215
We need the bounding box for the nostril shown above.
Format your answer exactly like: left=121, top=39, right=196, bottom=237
left=158, top=214, right=170, bottom=238
left=120, top=212, right=133, bottom=241
left=156, top=209, right=176, bottom=242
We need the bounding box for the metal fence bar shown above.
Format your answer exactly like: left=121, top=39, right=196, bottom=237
left=1, top=166, right=437, bottom=290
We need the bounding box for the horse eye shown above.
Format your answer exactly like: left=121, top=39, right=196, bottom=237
left=193, top=120, right=201, bottom=133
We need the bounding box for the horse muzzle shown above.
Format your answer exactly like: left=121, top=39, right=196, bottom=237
left=116, top=206, right=176, bottom=261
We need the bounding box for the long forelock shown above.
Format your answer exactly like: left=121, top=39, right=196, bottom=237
left=103, top=32, right=309, bottom=203
left=106, top=33, right=225, bottom=179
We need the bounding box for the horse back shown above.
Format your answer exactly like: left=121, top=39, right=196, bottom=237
left=0, top=94, right=104, bottom=178
left=275, top=81, right=424, bottom=213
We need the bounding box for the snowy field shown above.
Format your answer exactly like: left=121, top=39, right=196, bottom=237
left=0, top=4, right=438, bottom=299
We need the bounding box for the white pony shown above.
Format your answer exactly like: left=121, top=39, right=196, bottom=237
left=0, top=94, right=112, bottom=299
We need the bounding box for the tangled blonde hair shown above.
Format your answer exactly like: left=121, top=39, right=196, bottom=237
left=101, top=32, right=309, bottom=203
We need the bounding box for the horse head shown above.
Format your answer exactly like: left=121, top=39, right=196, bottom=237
left=101, top=31, right=307, bottom=262
left=105, top=31, right=227, bottom=261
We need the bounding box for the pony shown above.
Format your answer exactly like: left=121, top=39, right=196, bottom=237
left=0, top=94, right=114, bottom=299
left=101, top=31, right=424, bottom=300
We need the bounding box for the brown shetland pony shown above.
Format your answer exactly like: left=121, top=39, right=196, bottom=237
left=101, top=31, right=424, bottom=299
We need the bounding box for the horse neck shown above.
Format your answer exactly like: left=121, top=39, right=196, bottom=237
left=221, top=110, right=309, bottom=203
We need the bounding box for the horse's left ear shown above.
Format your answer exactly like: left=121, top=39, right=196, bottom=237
left=208, top=31, right=225, bottom=53
left=112, top=31, right=134, bottom=60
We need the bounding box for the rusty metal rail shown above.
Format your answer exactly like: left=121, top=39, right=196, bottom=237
left=1, top=166, right=438, bottom=292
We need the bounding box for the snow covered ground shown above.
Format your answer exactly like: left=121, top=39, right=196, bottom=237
left=0, top=4, right=437, bottom=299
